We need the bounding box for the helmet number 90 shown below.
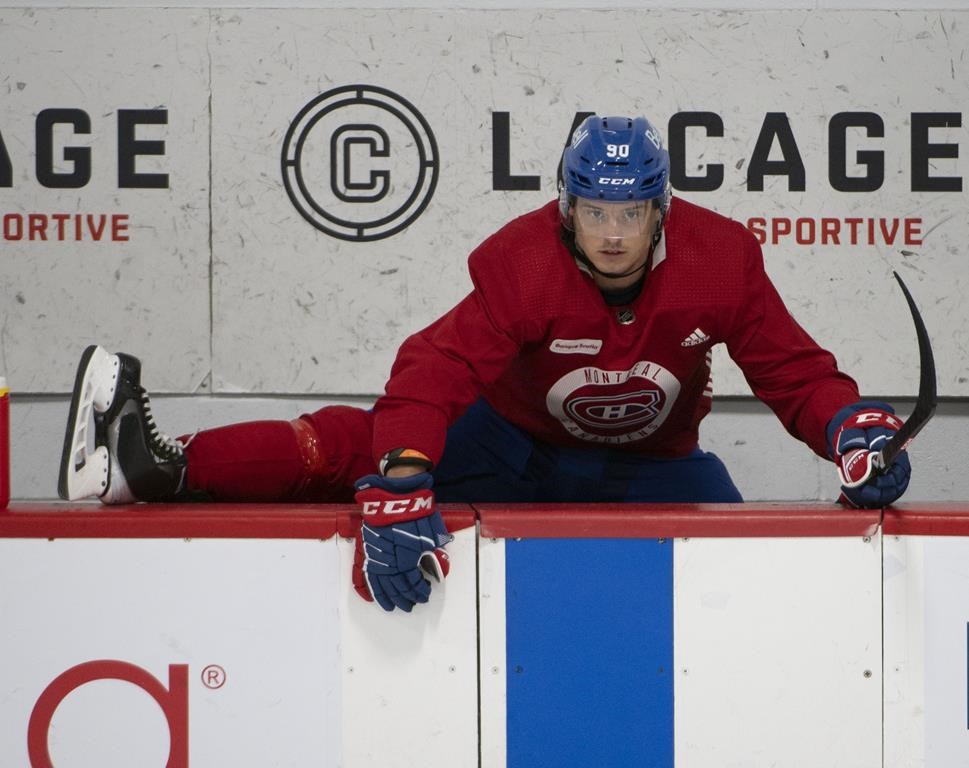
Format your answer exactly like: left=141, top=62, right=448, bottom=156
left=606, top=144, right=630, bottom=159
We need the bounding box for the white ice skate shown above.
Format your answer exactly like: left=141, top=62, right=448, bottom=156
left=58, top=345, right=187, bottom=503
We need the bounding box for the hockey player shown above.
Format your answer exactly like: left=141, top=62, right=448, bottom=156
left=59, top=115, right=911, bottom=612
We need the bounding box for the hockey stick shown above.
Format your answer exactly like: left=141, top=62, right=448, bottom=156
left=869, top=271, right=937, bottom=475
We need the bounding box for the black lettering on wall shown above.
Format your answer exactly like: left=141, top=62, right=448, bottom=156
left=0, top=129, right=11, bottom=187
left=118, top=108, right=169, bottom=189
left=36, top=108, right=91, bottom=188
left=829, top=112, right=885, bottom=192
left=492, top=112, right=540, bottom=191
left=911, top=112, right=962, bottom=192
left=747, top=112, right=805, bottom=192
left=668, top=111, right=724, bottom=192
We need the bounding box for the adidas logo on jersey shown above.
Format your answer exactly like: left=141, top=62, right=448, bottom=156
left=681, top=328, right=710, bottom=347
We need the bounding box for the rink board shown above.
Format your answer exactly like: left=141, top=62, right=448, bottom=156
left=0, top=503, right=967, bottom=767
left=478, top=505, right=882, bottom=768
left=0, top=505, right=479, bottom=768
left=0, top=9, right=966, bottom=397
left=882, top=508, right=969, bottom=768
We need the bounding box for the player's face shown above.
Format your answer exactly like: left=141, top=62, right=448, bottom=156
left=572, top=198, right=661, bottom=288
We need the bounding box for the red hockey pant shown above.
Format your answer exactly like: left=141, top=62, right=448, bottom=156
left=183, top=405, right=376, bottom=502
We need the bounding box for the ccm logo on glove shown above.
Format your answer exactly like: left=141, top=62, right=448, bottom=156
left=848, top=411, right=902, bottom=430
left=360, top=491, right=434, bottom=518
left=827, top=400, right=911, bottom=509
left=352, top=473, right=453, bottom=612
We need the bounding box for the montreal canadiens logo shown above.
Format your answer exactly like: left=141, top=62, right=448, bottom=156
left=566, top=389, right=660, bottom=431
left=546, top=361, right=680, bottom=444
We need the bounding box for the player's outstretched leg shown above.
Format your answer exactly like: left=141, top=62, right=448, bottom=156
left=58, top=345, right=187, bottom=503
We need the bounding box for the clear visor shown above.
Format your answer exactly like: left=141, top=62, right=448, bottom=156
left=567, top=197, right=658, bottom=239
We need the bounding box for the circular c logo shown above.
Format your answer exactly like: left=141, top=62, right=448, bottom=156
left=281, top=84, right=439, bottom=242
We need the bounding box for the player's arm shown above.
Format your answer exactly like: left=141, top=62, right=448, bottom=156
left=354, top=252, right=532, bottom=611
left=372, top=242, right=534, bottom=468
left=723, top=232, right=860, bottom=458
left=723, top=235, right=910, bottom=505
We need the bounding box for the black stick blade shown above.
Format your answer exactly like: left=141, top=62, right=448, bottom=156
left=876, top=271, right=938, bottom=469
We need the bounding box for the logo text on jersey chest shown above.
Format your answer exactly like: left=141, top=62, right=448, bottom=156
left=550, top=338, right=603, bottom=355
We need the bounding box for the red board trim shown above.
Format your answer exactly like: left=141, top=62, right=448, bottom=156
left=475, top=503, right=881, bottom=539
left=4, top=502, right=968, bottom=540
left=0, top=503, right=476, bottom=540
left=882, top=503, right=969, bottom=536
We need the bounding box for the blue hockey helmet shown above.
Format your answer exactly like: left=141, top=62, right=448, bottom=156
left=559, top=115, right=671, bottom=226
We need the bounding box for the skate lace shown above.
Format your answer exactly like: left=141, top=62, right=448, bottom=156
left=136, top=386, right=186, bottom=460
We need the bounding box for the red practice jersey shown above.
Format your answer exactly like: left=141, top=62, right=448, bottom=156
left=372, top=198, right=860, bottom=466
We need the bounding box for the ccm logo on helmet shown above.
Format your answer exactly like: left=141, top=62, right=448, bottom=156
left=598, top=177, right=636, bottom=186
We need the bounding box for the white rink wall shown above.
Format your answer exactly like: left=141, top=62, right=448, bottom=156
left=2, top=505, right=967, bottom=768
left=1, top=2, right=967, bottom=500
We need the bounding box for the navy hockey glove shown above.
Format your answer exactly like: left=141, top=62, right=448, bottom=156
left=827, top=400, right=911, bottom=508
left=352, top=472, right=452, bottom=612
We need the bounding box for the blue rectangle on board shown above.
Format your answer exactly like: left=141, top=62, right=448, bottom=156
left=504, top=537, right=674, bottom=768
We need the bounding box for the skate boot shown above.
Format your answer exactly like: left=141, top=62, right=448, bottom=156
left=58, top=345, right=188, bottom=503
